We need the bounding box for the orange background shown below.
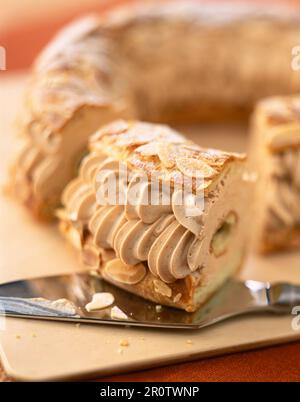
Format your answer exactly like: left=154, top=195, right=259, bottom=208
left=1, top=0, right=300, bottom=381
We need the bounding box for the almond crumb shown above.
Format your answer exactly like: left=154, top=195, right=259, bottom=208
left=155, top=305, right=162, bottom=313
left=85, top=292, right=114, bottom=312
left=111, top=306, right=128, bottom=320
left=119, top=339, right=129, bottom=347
left=153, top=279, right=172, bottom=298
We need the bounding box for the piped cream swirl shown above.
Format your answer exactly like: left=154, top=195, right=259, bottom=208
left=62, top=144, right=245, bottom=283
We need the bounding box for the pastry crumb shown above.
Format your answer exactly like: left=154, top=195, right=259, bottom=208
left=118, top=348, right=124, bottom=354
left=186, top=339, right=193, bottom=345
left=32, top=333, right=37, bottom=338
left=119, top=339, right=129, bottom=347
left=155, top=305, right=162, bottom=313
left=111, top=306, right=128, bottom=320
left=140, top=337, right=145, bottom=341
left=75, top=323, right=81, bottom=328
left=16, top=335, right=21, bottom=340
left=153, top=279, right=172, bottom=298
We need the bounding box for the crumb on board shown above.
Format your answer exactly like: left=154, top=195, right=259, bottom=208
left=75, top=323, right=81, bottom=328
left=186, top=339, right=193, bottom=345
left=155, top=305, right=162, bottom=313
left=16, top=335, right=21, bottom=339
left=119, top=339, right=129, bottom=347
left=32, top=333, right=37, bottom=338
left=118, top=348, right=124, bottom=354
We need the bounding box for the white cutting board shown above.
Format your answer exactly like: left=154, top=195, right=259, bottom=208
left=0, top=73, right=299, bottom=381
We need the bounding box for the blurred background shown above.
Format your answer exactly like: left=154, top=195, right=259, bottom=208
left=1, top=0, right=300, bottom=72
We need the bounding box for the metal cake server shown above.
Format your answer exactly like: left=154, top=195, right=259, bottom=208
left=0, top=273, right=299, bottom=329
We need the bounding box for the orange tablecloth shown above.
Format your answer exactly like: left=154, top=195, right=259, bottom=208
left=1, top=0, right=300, bottom=382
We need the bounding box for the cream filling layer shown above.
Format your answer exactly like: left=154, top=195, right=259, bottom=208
left=63, top=153, right=245, bottom=283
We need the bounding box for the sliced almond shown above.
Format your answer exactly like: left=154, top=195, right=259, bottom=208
left=135, top=142, right=158, bottom=156
left=85, top=292, right=115, bottom=312
left=157, top=142, right=177, bottom=168
left=104, top=259, right=146, bottom=285
left=153, top=279, right=172, bottom=298
left=176, top=156, right=217, bottom=179
left=111, top=306, right=129, bottom=320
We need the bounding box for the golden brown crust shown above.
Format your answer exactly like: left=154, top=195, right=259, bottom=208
left=90, top=120, right=245, bottom=192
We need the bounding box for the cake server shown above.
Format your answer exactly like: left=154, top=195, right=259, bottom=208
left=0, top=273, right=299, bottom=329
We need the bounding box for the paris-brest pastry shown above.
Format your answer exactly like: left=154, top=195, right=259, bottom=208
left=58, top=120, right=248, bottom=311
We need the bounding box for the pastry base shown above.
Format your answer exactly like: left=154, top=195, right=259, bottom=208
left=96, top=247, right=244, bottom=312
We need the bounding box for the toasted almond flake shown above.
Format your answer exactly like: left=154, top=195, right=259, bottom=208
left=111, top=306, right=129, bottom=320
left=104, top=259, right=146, bottom=285
left=176, top=156, right=216, bottom=178
left=119, top=339, right=129, bottom=347
left=173, top=293, right=182, bottom=303
left=157, top=142, right=177, bottom=168
left=135, top=142, right=158, bottom=156
left=85, top=292, right=114, bottom=312
left=153, top=279, right=172, bottom=298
